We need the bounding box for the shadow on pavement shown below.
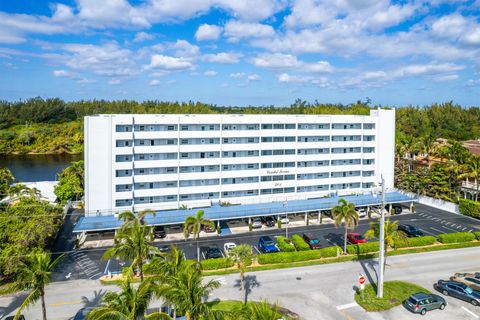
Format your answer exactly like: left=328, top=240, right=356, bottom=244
left=234, top=275, right=260, bottom=305
left=0, top=292, right=29, bottom=318
left=358, top=257, right=379, bottom=286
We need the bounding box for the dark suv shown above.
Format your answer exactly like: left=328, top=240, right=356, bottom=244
left=258, top=236, right=279, bottom=253
left=435, top=280, right=480, bottom=306
left=261, top=216, right=276, bottom=227
left=397, top=224, right=424, bottom=237
left=302, top=233, right=321, bottom=249
left=153, top=225, right=167, bottom=238
left=205, top=246, right=223, bottom=259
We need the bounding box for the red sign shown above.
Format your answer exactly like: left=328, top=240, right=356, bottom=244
left=359, top=276, right=366, bottom=285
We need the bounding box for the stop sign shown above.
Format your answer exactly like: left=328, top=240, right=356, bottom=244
left=359, top=275, right=366, bottom=285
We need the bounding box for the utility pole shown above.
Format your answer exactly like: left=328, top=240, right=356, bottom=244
left=377, top=175, right=386, bottom=298
left=284, top=199, right=288, bottom=238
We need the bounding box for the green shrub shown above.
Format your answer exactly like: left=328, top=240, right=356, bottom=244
left=319, top=246, right=341, bottom=258
left=257, top=250, right=320, bottom=265
left=437, top=232, right=476, bottom=244
left=394, top=236, right=437, bottom=249
left=459, top=199, right=480, bottom=219
left=276, top=236, right=296, bottom=252
left=347, top=242, right=380, bottom=254
left=291, top=234, right=310, bottom=251
left=474, top=232, right=480, bottom=241
left=201, top=258, right=233, bottom=270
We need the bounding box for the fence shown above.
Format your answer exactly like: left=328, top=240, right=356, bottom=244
left=394, top=189, right=459, bottom=214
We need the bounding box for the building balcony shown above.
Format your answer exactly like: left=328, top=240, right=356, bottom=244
left=133, top=173, right=178, bottom=183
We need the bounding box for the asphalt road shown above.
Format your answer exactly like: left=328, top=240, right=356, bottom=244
left=1, top=247, right=479, bottom=319
left=51, top=203, right=480, bottom=281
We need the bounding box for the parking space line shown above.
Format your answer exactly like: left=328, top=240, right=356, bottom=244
left=462, top=306, right=479, bottom=319
left=336, top=302, right=358, bottom=310
left=418, top=228, right=435, bottom=236
left=253, top=246, right=261, bottom=254
left=89, top=272, right=103, bottom=279
left=104, top=259, right=112, bottom=274
left=441, top=225, right=460, bottom=233
left=469, top=229, right=474, bottom=233
left=201, top=252, right=206, bottom=260
left=430, top=227, right=444, bottom=234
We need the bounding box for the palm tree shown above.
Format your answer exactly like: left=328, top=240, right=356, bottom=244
left=183, top=210, right=215, bottom=261
left=103, top=222, right=158, bottom=282
left=227, top=244, right=253, bottom=303
left=118, top=209, right=156, bottom=230
left=87, top=276, right=171, bottom=320
left=230, top=300, right=285, bottom=320
left=10, top=250, right=63, bottom=320
left=0, top=166, right=14, bottom=196
left=157, top=263, right=221, bottom=320
left=422, top=134, right=437, bottom=169
left=144, top=246, right=186, bottom=281
left=332, top=199, right=359, bottom=254
left=365, top=218, right=401, bottom=270
left=460, top=155, right=480, bottom=201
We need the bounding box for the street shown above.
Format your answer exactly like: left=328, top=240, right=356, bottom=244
left=1, top=247, right=479, bottom=319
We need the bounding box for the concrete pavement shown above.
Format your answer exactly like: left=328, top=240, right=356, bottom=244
left=1, top=247, right=479, bottom=319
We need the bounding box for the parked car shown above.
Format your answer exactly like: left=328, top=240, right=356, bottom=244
left=280, top=217, right=290, bottom=224
left=73, top=307, right=93, bottom=320
left=262, top=216, right=276, bottom=227
left=205, top=246, right=223, bottom=259
left=356, top=208, right=367, bottom=218
left=302, top=233, right=321, bottom=249
left=435, top=280, right=480, bottom=306
left=258, top=236, right=279, bottom=253
left=347, top=233, right=366, bottom=244
left=398, top=224, right=424, bottom=237
left=5, top=316, right=25, bottom=320
left=224, top=242, right=236, bottom=253
left=404, top=292, right=446, bottom=315
left=158, top=245, right=171, bottom=253
left=451, top=273, right=480, bottom=291
left=251, top=217, right=263, bottom=229
left=386, top=204, right=403, bottom=214
left=203, top=224, right=216, bottom=233
left=321, top=210, right=333, bottom=218
left=153, top=225, right=167, bottom=238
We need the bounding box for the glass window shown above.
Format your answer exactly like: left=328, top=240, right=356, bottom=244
left=285, top=124, right=295, bottom=129
left=273, top=124, right=284, bottom=129
left=262, top=124, right=273, bottom=129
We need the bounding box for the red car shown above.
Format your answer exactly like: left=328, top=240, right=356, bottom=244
left=347, top=233, right=366, bottom=244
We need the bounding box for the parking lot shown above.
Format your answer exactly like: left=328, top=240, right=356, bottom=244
left=55, top=203, right=480, bottom=280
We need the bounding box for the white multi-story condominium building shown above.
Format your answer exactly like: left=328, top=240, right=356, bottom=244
left=84, top=109, right=395, bottom=216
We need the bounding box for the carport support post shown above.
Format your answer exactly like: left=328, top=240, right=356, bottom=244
left=317, top=211, right=321, bottom=224
left=304, top=213, right=308, bottom=225
left=388, top=203, right=392, bottom=216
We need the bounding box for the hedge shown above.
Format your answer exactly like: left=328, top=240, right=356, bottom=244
left=291, top=234, right=311, bottom=251
left=475, top=232, right=480, bottom=241
left=394, top=236, right=437, bottom=249
left=201, top=258, right=233, bottom=270
left=346, top=241, right=380, bottom=254
left=276, top=236, right=296, bottom=252
left=257, top=250, right=321, bottom=265
left=459, top=198, right=480, bottom=219
left=319, top=246, right=341, bottom=258
left=437, top=232, right=476, bottom=244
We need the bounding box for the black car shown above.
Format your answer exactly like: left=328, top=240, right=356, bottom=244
left=386, top=204, right=403, bottom=214
left=5, top=316, right=25, bottom=320
left=321, top=210, right=332, bottom=218
left=153, top=225, right=167, bottom=238
left=205, top=246, right=223, bottom=259
left=261, top=216, right=276, bottom=227
left=435, top=280, right=480, bottom=306
left=398, top=224, right=424, bottom=237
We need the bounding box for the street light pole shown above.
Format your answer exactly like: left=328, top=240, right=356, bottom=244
left=377, top=175, right=386, bottom=298
left=284, top=199, right=288, bottom=238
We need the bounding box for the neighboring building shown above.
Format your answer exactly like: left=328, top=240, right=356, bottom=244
left=463, top=139, right=480, bottom=156
left=84, top=109, right=395, bottom=216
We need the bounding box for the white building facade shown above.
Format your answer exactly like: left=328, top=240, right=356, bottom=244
left=84, top=109, right=395, bottom=216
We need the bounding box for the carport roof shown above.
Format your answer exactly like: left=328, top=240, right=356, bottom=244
left=73, top=191, right=416, bottom=233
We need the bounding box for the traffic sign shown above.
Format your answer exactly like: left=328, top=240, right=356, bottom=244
left=359, top=275, right=366, bottom=285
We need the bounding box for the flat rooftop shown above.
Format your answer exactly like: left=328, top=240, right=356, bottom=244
left=73, top=191, right=416, bottom=233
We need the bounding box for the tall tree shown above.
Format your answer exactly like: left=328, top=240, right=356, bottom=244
left=54, top=160, right=84, bottom=203
left=365, top=218, right=401, bottom=270
left=230, top=300, right=285, bottom=320
left=0, top=167, right=14, bottom=197
left=422, top=134, right=437, bottom=169
left=183, top=210, right=214, bottom=262
left=87, top=275, right=172, bottom=320
left=332, top=199, right=359, bottom=254
left=103, top=222, right=158, bottom=282
left=118, top=209, right=156, bottom=230
left=156, top=263, right=221, bottom=320
left=8, top=250, right=63, bottom=320
left=227, top=244, right=253, bottom=303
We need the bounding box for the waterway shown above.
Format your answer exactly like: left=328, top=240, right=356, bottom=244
left=0, top=154, right=83, bottom=182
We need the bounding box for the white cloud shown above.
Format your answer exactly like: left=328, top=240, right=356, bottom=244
left=149, top=79, right=161, bottom=86
left=146, top=54, right=194, bottom=70
left=53, top=69, right=72, bottom=77
left=251, top=53, right=334, bottom=73
left=201, top=52, right=242, bottom=64
left=204, top=70, right=218, bottom=76
left=134, top=31, right=154, bottom=42
left=247, top=74, right=261, bottom=81
left=108, top=78, right=122, bottom=85
left=224, top=21, right=275, bottom=42
left=77, top=78, right=96, bottom=84
left=230, top=72, right=246, bottom=78
left=195, top=24, right=222, bottom=41
left=433, top=74, right=459, bottom=82
left=170, top=40, right=199, bottom=58
left=277, top=73, right=309, bottom=83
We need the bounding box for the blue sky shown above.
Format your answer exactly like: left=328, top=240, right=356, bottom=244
left=0, top=0, right=479, bottom=107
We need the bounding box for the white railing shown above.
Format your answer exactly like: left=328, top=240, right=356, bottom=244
left=461, top=181, right=479, bottom=190
left=394, top=189, right=459, bottom=214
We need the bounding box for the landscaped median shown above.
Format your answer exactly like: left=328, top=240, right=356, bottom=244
left=354, top=281, right=430, bottom=311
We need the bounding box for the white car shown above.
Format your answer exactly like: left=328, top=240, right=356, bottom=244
left=280, top=217, right=290, bottom=224
left=251, top=218, right=263, bottom=228
left=224, top=242, right=236, bottom=253
left=357, top=208, right=367, bottom=218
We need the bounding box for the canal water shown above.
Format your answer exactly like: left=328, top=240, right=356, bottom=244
left=0, top=154, right=83, bottom=182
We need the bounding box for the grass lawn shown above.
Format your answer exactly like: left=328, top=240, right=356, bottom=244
left=354, top=281, right=431, bottom=312
left=210, top=300, right=244, bottom=311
